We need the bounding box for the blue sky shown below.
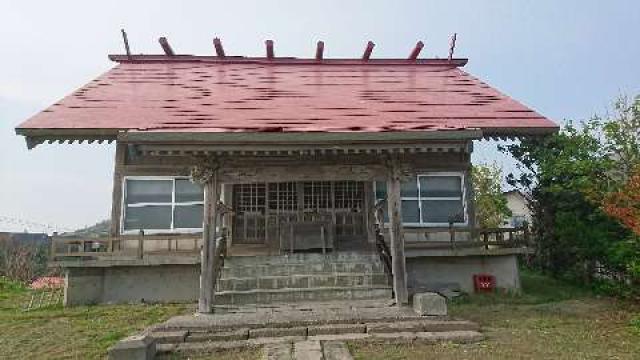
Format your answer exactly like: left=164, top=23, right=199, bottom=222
left=1, top=0, right=638, bottom=231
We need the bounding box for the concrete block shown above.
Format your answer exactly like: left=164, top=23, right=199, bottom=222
left=186, top=328, right=249, bottom=342
left=108, top=334, right=156, bottom=360
left=370, top=332, right=418, bottom=342
left=307, top=323, right=366, bottom=336
left=150, top=330, right=188, bottom=344
left=366, top=321, right=424, bottom=334
left=263, top=342, right=294, bottom=360
left=249, top=326, right=308, bottom=339
left=294, top=340, right=323, bottom=360
left=323, top=341, right=355, bottom=360
left=413, top=292, right=447, bottom=316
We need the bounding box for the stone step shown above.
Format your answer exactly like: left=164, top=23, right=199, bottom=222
left=152, top=319, right=480, bottom=345
left=221, top=261, right=385, bottom=278
left=158, top=330, right=484, bottom=357
left=225, top=252, right=381, bottom=266
left=217, top=273, right=390, bottom=291
left=214, top=286, right=392, bottom=305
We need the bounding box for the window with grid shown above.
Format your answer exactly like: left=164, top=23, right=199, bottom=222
left=268, top=182, right=297, bottom=211
left=234, top=183, right=266, bottom=213
left=123, top=178, right=204, bottom=232
left=303, top=181, right=332, bottom=210
left=375, top=173, right=466, bottom=226
left=334, top=181, right=364, bottom=210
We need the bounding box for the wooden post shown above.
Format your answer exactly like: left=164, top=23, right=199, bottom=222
left=198, top=171, right=220, bottom=314
left=109, top=143, right=126, bottom=238
left=137, top=229, right=144, bottom=259
left=448, top=222, right=456, bottom=249
left=386, top=163, right=409, bottom=305
left=363, top=182, right=376, bottom=244
left=50, top=233, right=57, bottom=260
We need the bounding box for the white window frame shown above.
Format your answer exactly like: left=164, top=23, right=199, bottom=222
left=121, top=176, right=204, bottom=235
left=375, top=172, right=468, bottom=228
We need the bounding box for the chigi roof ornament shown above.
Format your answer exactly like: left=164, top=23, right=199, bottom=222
left=119, top=32, right=465, bottom=62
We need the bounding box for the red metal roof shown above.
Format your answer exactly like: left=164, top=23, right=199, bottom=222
left=16, top=56, right=557, bottom=138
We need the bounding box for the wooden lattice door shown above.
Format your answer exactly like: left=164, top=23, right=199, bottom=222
left=232, top=183, right=266, bottom=244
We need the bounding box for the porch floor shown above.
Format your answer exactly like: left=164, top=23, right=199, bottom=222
left=228, top=237, right=376, bottom=256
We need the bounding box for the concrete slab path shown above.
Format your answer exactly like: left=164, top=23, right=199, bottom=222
left=262, top=341, right=353, bottom=360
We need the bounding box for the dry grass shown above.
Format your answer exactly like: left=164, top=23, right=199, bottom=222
left=0, top=277, right=187, bottom=359
left=350, top=272, right=640, bottom=360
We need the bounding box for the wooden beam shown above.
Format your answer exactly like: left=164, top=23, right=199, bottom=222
left=121, top=29, right=131, bottom=59
left=448, top=33, right=457, bottom=61
left=408, top=41, right=424, bottom=60
left=213, top=37, right=225, bottom=57
left=315, top=41, right=324, bottom=60
left=265, top=40, right=274, bottom=59
left=198, top=171, right=220, bottom=313
left=158, top=37, right=175, bottom=56
left=362, top=41, right=375, bottom=61
left=386, top=161, right=409, bottom=305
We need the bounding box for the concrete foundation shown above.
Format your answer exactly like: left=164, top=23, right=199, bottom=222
left=61, top=252, right=521, bottom=305
left=64, top=264, right=198, bottom=305
left=406, top=254, right=521, bottom=294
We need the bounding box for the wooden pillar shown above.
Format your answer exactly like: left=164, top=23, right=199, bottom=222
left=198, top=171, right=220, bottom=314
left=109, top=143, right=127, bottom=238
left=386, top=164, right=409, bottom=305
left=363, top=182, right=376, bottom=243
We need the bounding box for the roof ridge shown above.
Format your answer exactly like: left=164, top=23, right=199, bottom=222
left=108, top=54, right=468, bottom=67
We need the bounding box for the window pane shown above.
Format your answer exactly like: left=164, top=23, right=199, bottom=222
left=421, top=200, right=465, bottom=223
left=124, top=205, right=172, bottom=230
left=126, top=180, right=172, bottom=204
left=174, top=205, right=204, bottom=229
left=375, top=181, right=387, bottom=199
left=400, top=179, right=418, bottom=197
left=401, top=200, right=420, bottom=223
left=175, top=179, right=203, bottom=203
left=419, top=176, right=462, bottom=198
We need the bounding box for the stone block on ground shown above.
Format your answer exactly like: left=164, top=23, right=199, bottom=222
left=250, top=326, right=308, bottom=339
left=307, top=323, right=366, bottom=336
left=108, top=334, right=156, bottom=360
left=294, top=340, right=323, bottom=360
left=150, top=330, right=188, bottom=343
left=262, top=342, right=293, bottom=360
left=186, top=328, right=249, bottom=342
left=412, top=292, right=447, bottom=316
left=323, top=341, right=354, bottom=360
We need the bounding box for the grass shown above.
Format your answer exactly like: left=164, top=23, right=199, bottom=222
left=2, top=272, right=638, bottom=359
left=350, top=270, right=640, bottom=360
left=0, top=277, right=188, bottom=359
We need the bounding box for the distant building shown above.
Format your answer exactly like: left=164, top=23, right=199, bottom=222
left=503, top=190, right=532, bottom=227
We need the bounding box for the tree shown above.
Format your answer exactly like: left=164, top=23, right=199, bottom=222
left=500, top=94, right=639, bottom=289
left=471, top=164, right=512, bottom=228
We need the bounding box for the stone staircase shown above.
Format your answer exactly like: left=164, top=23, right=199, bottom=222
left=152, top=318, right=483, bottom=358
left=214, top=252, right=392, bottom=305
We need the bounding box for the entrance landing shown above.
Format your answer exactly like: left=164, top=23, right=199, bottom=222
left=164, top=299, right=421, bottom=330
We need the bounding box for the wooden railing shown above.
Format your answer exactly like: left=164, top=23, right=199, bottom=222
left=404, top=224, right=532, bottom=250
left=50, top=231, right=203, bottom=260
left=374, top=224, right=393, bottom=285
left=212, top=234, right=228, bottom=288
